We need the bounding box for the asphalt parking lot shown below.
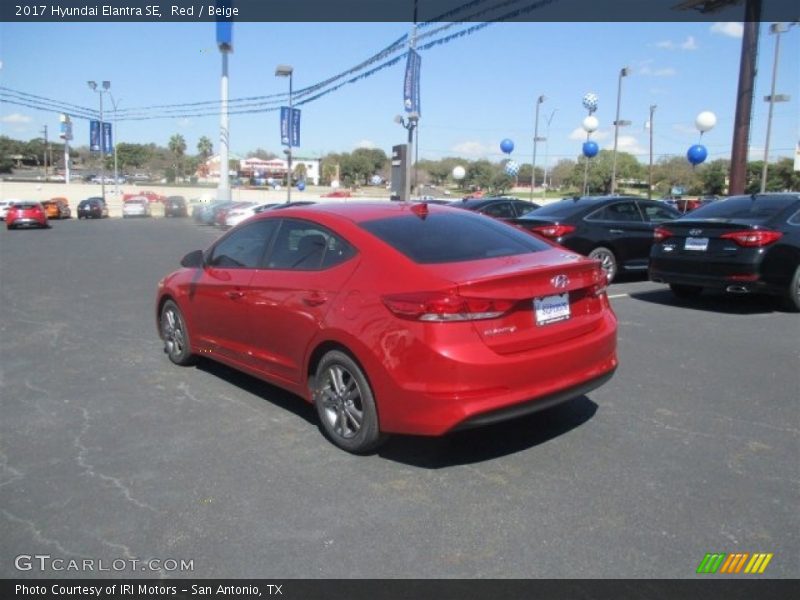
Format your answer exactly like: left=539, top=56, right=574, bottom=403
left=1, top=217, right=797, bottom=579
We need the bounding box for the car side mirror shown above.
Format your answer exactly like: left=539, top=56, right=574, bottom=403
left=180, top=250, right=205, bottom=268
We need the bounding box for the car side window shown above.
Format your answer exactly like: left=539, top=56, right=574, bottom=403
left=639, top=202, right=678, bottom=223
left=481, top=202, right=515, bottom=219
left=586, top=201, right=643, bottom=222
left=264, top=219, right=356, bottom=271
left=207, top=220, right=278, bottom=269
left=513, top=201, right=537, bottom=217
left=787, top=210, right=800, bottom=226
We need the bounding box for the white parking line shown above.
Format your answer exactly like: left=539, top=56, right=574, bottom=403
left=608, top=293, right=630, bottom=299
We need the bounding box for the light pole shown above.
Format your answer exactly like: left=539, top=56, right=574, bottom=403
left=394, top=113, right=419, bottom=201
left=542, top=108, right=557, bottom=200
left=87, top=80, right=110, bottom=200
left=610, top=67, right=629, bottom=195
left=276, top=64, right=294, bottom=203
left=648, top=104, right=656, bottom=199
left=109, top=93, right=121, bottom=198
left=761, top=22, right=794, bottom=193
left=530, top=95, right=546, bottom=201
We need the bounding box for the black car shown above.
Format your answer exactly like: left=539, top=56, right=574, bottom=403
left=649, top=193, right=800, bottom=311
left=164, top=195, right=188, bottom=217
left=450, top=196, right=539, bottom=220
left=77, top=197, right=108, bottom=219
left=512, top=196, right=681, bottom=281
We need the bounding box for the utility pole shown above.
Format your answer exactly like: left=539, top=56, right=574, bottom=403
left=530, top=95, right=545, bottom=201
left=728, top=0, right=761, bottom=195
left=42, top=125, right=48, bottom=181
left=649, top=104, right=656, bottom=200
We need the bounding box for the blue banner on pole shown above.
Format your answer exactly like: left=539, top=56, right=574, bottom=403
left=216, top=0, right=233, bottom=51
left=280, top=107, right=301, bottom=147
left=403, top=49, right=421, bottom=115
left=89, top=120, right=100, bottom=152
left=102, top=122, right=112, bottom=153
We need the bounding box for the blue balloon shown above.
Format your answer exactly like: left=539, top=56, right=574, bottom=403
left=500, top=138, right=514, bottom=154
left=296, top=180, right=306, bottom=191
left=582, top=140, right=599, bottom=158
left=687, top=144, right=708, bottom=166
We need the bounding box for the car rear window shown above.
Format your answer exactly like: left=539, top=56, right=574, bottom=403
left=517, top=199, right=585, bottom=219
left=683, top=195, right=799, bottom=220
left=360, top=211, right=551, bottom=264
left=14, top=203, right=38, bottom=209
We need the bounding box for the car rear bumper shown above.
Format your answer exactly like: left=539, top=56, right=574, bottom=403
left=649, top=263, right=786, bottom=296
left=375, top=311, right=618, bottom=436
left=8, top=218, right=46, bottom=228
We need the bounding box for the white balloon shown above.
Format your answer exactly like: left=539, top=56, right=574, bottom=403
left=695, top=111, right=717, bottom=133
left=452, top=165, right=466, bottom=180
left=582, top=116, right=599, bottom=133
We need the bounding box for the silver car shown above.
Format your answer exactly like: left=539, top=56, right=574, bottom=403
left=122, top=197, right=152, bottom=218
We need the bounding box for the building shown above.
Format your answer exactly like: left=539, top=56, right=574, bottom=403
left=198, top=155, right=320, bottom=185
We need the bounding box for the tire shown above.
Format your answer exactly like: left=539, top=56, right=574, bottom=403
left=588, top=246, right=618, bottom=282
left=160, top=300, right=197, bottom=366
left=669, top=284, right=703, bottom=299
left=782, top=265, right=800, bottom=312
left=313, top=350, right=385, bottom=454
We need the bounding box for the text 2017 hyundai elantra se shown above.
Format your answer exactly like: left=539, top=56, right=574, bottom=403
left=650, top=193, right=800, bottom=311
left=156, top=203, right=618, bottom=453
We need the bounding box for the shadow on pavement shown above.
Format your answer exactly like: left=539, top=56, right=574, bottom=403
left=378, top=395, right=598, bottom=468
left=195, top=358, right=599, bottom=467
left=195, top=359, right=318, bottom=426
left=629, top=287, right=782, bottom=315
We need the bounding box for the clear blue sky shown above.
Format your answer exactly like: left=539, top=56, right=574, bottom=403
left=1, top=21, right=798, bottom=169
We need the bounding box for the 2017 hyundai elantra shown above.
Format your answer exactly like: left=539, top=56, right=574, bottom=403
left=156, top=203, right=618, bottom=453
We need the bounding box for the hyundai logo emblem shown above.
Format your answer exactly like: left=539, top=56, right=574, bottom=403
left=551, top=274, right=570, bottom=289
left=689, top=228, right=703, bottom=236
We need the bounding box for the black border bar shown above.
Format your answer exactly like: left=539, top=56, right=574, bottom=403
left=2, top=0, right=798, bottom=23
left=4, top=579, right=800, bottom=600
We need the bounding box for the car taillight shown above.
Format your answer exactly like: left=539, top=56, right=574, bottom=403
left=654, top=226, right=673, bottom=242
left=529, top=224, right=576, bottom=238
left=720, top=230, right=782, bottom=247
left=383, top=292, right=514, bottom=322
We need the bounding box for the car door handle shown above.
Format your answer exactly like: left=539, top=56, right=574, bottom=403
left=609, top=229, right=624, bottom=234
left=302, top=293, right=328, bottom=307
left=225, top=290, right=245, bottom=300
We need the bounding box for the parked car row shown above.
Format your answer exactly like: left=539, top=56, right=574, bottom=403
left=149, top=193, right=800, bottom=456
left=192, top=200, right=317, bottom=229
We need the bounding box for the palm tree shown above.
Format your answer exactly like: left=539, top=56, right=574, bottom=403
left=168, top=134, right=187, bottom=181
left=197, top=136, right=213, bottom=160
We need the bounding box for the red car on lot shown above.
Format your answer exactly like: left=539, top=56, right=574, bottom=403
left=156, top=203, right=618, bottom=453
left=6, top=201, right=49, bottom=230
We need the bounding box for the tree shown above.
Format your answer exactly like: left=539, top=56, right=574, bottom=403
left=549, top=159, right=577, bottom=190
left=168, top=134, right=187, bottom=180
left=247, top=148, right=276, bottom=160
left=197, top=136, right=213, bottom=160
left=696, top=159, right=728, bottom=195
left=464, top=160, right=495, bottom=191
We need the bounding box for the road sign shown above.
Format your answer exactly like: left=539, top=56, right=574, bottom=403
left=280, top=107, right=301, bottom=147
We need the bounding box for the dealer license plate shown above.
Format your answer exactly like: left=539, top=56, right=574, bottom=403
left=534, top=293, right=570, bottom=326
left=685, top=237, right=709, bottom=251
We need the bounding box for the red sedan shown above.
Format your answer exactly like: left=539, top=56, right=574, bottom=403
left=6, top=201, right=49, bottom=230
left=156, top=203, right=617, bottom=452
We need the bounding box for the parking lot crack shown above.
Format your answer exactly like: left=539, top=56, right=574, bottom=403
left=73, top=407, right=159, bottom=514
left=1, top=508, right=80, bottom=557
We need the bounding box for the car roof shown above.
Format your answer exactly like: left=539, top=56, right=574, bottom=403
left=254, top=201, right=470, bottom=224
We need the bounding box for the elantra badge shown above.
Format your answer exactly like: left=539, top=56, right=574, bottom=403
left=689, top=228, right=703, bottom=236
left=551, top=274, right=570, bottom=289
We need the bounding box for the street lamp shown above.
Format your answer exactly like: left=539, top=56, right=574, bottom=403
left=394, top=112, right=419, bottom=201
left=761, top=22, right=795, bottom=193
left=648, top=104, right=657, bottom=199
left=610, top=67, right=630, bottom=195
left=530, top=95, right=546, bottom=202
left=109, top=93, right=121, bottom=198
left=87, top=80, right=110, bottom=200
left=542, top=108, right=557, bottom=199
left=275, top=64, right=294, bottom=203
